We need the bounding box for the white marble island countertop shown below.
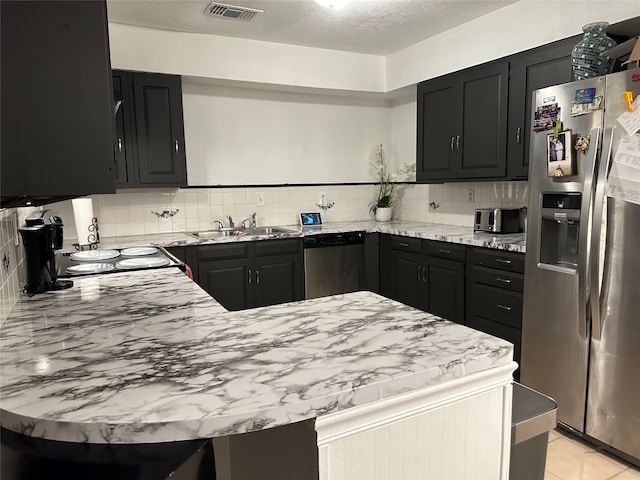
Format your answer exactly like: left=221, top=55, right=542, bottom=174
left=92, top=220, right=526, bottom=253
left=0, top=268, right=513, bottom=444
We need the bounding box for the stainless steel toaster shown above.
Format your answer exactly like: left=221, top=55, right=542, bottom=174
left=474, top=208, right=522, bottom=233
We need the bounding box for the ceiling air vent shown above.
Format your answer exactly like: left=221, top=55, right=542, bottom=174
left=204, top=2, right=263, bottom=21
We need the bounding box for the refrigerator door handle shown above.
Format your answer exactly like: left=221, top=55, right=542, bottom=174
left=589, top=126, right=615, bottom=341
left=577, top=127, right=601, bottom=339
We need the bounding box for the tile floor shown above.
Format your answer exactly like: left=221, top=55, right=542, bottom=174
left=545, top=428, right=640, bottom=480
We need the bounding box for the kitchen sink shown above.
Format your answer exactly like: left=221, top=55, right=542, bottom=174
left=188, top=226, right=295, bottom=239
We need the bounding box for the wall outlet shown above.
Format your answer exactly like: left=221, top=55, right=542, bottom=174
left=257, top=192, right=265, bottom=207
left=467, top=189, right=475, bottom=203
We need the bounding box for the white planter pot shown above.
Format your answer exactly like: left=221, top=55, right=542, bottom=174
left=375, top=207, right=392, bottom=222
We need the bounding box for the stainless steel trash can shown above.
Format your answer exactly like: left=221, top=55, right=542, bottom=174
left=510, top=382, right=557, bottom=480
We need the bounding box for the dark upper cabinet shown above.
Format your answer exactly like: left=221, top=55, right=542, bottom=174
left=416, top=76, right=460, bottom=182
left=506, top=36, right=579, bottom=179
left=416, top=37, right=584, bottom=183
left=113, top=70, right=187, bottom=188
left=458, top=62, right=509, bottom=179
left=113, top=72, right=136, bottom=188
left=417, top=60, right=508, bottom=182
left=1, top=1, right=115, bottom=207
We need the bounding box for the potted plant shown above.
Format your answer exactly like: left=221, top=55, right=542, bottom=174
left=368, top=143, right=415, bottom=221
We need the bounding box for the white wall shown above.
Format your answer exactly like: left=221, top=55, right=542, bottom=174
left=109, top=4, right=639, bottom=93
left=183, top=82, right=393, bottom=185
left=108, top=23, right=386, bottom=93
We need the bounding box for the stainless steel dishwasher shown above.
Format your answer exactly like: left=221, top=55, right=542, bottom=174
left=303, top=231, right=365, bottom=299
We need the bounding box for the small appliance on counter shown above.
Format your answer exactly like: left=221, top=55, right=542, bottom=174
left=19, top=211, right=73, bottom=295
left=474, top=208, right=523, bottom=234
left=57, top=246, right=184, bottom=278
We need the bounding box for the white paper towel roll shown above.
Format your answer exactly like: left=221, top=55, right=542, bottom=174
left=72, top=198, right=96, bottom=246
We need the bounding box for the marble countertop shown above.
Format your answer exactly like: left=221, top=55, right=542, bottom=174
left=89, top=220, right=526, bottom=253
left=0, top=267, right=513, bottom=444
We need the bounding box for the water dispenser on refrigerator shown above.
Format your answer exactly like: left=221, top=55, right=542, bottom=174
left=539, top=193, right=582, bottom=271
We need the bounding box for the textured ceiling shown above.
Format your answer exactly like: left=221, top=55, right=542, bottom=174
left=106, top=0, right=517, bottom=55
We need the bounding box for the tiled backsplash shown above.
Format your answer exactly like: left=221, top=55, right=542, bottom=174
left=0, top=207, right=37, bottom=327
left=44, top=182, right=528, bottom=243
left=1, top=181, right=526, bottom=321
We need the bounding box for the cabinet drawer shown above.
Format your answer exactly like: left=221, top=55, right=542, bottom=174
left=426, top=241, right=465, bottom=261
left=390, top=236, right=422, bottom=254
left=198, top=243, right=249, bottom=261
left=255, top=238, right=301, bottom=257
left=473, top=248, right=524, bottom=273
left=467, top=315, right=521, bottom=378
left=471, top=283, right=523, bottom=329
left=472, top=265, right=524, bottom=293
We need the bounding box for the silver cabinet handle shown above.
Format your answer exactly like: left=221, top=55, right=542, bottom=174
left=175, top=140, right=179, bottom=153
left=399, top=242, right=409, bottom=247
left=118, top=138, right=123, bottom=152
left=496, top=277, right=512, bottom=284
left=255, top=270, right=260, bottom=284
left=438, top=249, right=451, bottom=255
left=496, top=258, right=511, bottom=265
left=422, top=266, right=427, bottom=283
left=247, top=269, right=252, bottom=284
left=497, top=304, right=512, bottom=311
left=516, top=127, right=521, bottom=144
left=456, top=135, right=461, bottom=150
left=450, top=136, right=455, bottom=151
left=417, top=266, right=422, bottom=282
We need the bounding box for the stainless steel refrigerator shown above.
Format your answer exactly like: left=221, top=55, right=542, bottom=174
left=522, top=67, right=640, bottom=465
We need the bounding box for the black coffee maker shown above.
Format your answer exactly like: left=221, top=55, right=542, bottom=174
left=19, top=211, right=73, bottom=295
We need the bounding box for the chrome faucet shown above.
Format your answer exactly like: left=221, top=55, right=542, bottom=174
left=226, top=215, right=234, bottom=228
left=241, top=212, right=258, bottom=228
left=240, top=212, right=257, bottom=229
left=213, top=220, right=224, bottom=230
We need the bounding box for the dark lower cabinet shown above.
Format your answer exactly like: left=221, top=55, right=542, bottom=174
left=196, top=239, right=304, bottom=311
left=200, top=257, right=252, bottom=311
left=466, top=247, right=524, bottom=379
left=1, top=1, right=115, bottom=207
left=380, top=235, right=465, bottom=324
left=425, top=256, right=465, bottom=323
left=113, top=70, right=187, bottom=188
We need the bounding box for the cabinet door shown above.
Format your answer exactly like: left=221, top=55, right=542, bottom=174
left=198, top=258, right=251, bottom=311
left=112, top=71, right=136, bottom=187
left=253, top=254, right=304, bottom=308
left=457, top=61, right=509, bottom=179
left=1, top=1, right=115, bottom=202
left=416, top=75, right=461, bottom=182
left=378, top=234, right=393, bottom=297
left=507, top=36, right=578, bottom=179
left=132, top=73, right=187, bottom=186
left=391, top=250, right=427, bottom=310
left=364, top=233, right=380, bottom=294
left=424, top=256, right=465, bottom=324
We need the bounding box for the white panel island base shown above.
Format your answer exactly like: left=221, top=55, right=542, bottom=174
left=214, top=361, right=517, bottom=480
